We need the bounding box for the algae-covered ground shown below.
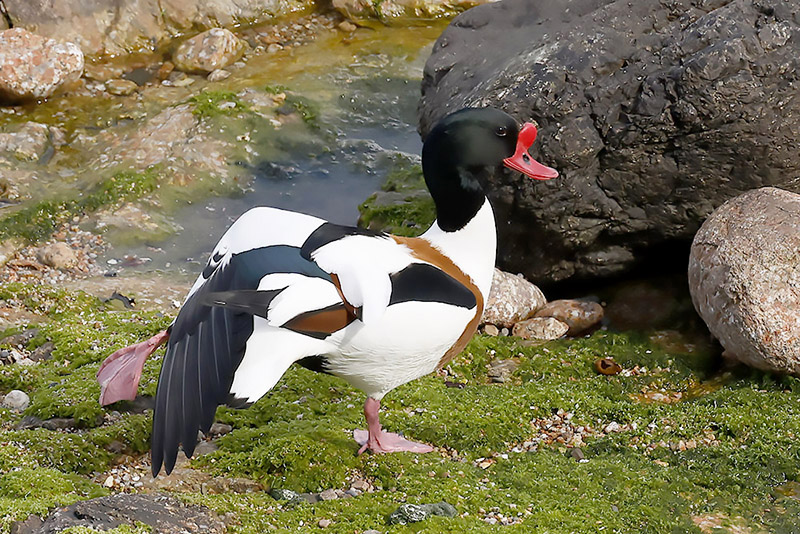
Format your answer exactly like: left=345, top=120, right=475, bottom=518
left=2, top=281, right=800, bottom=533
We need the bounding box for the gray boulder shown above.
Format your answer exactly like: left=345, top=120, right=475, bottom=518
left=689, top=187, right=800, bottom=375
left=419, top=0, right=800, bottom=284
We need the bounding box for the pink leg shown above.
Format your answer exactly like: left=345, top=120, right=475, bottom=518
left=353, top=397, right=434, bottom=454
left=96, top=330, right=169, bottom=406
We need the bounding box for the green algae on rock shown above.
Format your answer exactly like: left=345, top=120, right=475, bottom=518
left=357, top=156, right=435, bottom=236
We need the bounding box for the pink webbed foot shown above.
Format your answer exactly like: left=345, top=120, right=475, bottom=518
left=354, top=429, right=434, bottom=454
left=353, top=396, right=434, bottom=455
left=96, top=330, right=169, bottom=405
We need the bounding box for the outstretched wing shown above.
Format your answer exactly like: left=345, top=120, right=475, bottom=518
left=152, top=209, right=349, bottom=475
left=151, top=210, right=427, bottom=476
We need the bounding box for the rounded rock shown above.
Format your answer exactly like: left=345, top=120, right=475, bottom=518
left=512, top=316, right=569, bottom=341
left=207, top=69, right=231, bottom=82
left=36, top=242, right=78, bottom=270
left=689, top=187, right=800, bottom=374
left=0, top=28, right=84, bottom=103
left=2, top=389, right=30, bottom=411
left=481, top=268, right=547, bottom=328
left=534, top=299, right=603, bottom=336
left=173, top=28, right=245, bottom=74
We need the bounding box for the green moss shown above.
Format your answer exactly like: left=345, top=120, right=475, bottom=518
left=188, top=90, right=250, bottom=118
left=0, top=168, right=160, bottom=243
left=2, top=282, right=800, bottom=533
left=0, top=468, right=107, bottom=532
left=357, top=157, right=435, bottom=236
left=284, top=94, right=319, bottom=126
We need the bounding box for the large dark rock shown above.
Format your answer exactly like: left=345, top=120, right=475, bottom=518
left=419, top=0, right=800, bottom=284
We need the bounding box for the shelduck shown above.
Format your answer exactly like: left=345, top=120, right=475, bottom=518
left=96, top=107, right=558, bottom=476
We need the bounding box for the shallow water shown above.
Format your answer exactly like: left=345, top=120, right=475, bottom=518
left=117, top=22, right=446, bottom=274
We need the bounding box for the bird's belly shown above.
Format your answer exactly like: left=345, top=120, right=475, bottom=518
left=324, top=301, right=475, bottom=398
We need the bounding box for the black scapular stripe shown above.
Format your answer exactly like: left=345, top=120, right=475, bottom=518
left=389, top=263, right=476, bottom=309
left=300, top=223, right=384, bottom=260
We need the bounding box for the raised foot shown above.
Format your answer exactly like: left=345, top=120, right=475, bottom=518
left=354, top=429, right=434, bottom=455
left=96, top=330, right=169, bottom=406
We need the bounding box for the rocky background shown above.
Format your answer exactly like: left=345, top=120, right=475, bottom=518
left=1, top=0, right=800, bottom=532
left=418, top=0, right=800, bottom=284
left=0, top=0, right=491, bottom=56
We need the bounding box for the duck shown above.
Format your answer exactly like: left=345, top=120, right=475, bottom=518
left=96, top=107, right=558, bottom=476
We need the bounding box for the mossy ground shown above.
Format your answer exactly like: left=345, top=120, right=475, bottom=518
left=1, top=282, right=799, bottom=533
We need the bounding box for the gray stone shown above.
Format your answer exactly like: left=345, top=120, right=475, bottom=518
left=689, top=187, right=800, bottom=375
left=105, top=78, right=138, bottom=96
left=0, top=328, right=39, bottom=348
left=269, top=488, right=300, bottom=501
left=488, top=358, right=519, bottom=383
left=0, top=28, right=83, bottom=103
left=387, top=501, right=456, bottom=525
left=30, top=342, right=55, bottom=361
left=173, top=28, right=245, bottom=74
left=512, top=316, right=569, bottom=341
left=15, top=415, right=45, bottom=430
left=27, top=493, right=224, bottom=533
left=207, top=68, right=231, bottom=82
left=209, top=422, right=233, bottom=436
left=41, top=417, right=76, bottom=430
left=481, top=268, right=546, bottom=328
left=1, top=389, right=30, bottom=411
left=319, top=488, right=339, bottom=501
left=534, top=300, right=604, bottom=336
left=419, top=0, right=800, bottom=284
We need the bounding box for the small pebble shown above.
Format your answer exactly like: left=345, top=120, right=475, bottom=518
left=105, top=78, right=138, bottom=96
left=483, top=324, right=499, bottom=336
left=318, top=519, right=331, bottom=528
left=319, top=488, right=338, bottom=501
left=1, top=389, right=30, bottom=411
left=207, top=69, right=231, bottom=82
left=338, top=21, right=358, bottom=32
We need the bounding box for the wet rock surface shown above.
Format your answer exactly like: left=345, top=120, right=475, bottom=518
left=419, top=0, right=800, bottom=284
left=11, top=493, right=225, bottom=534
left=173, top=28, right=246, bottom=74
left=481, top=268, right=546, bottom=328
left=0, top=28, right=83, bottom=103
left=689, top=187, right=800, bottom=375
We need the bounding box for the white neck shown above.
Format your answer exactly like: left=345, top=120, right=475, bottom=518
left=421, top=199, right=497, bottom=299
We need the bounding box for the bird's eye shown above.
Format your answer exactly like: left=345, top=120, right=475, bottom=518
left=496, top=126, right=508, bottom=137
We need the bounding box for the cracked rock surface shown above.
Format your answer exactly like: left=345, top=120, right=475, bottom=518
left=419, top=0, right=800, bottom=284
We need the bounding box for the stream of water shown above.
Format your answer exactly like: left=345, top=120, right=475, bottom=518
left=117, top=22, right=446, bottom=276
